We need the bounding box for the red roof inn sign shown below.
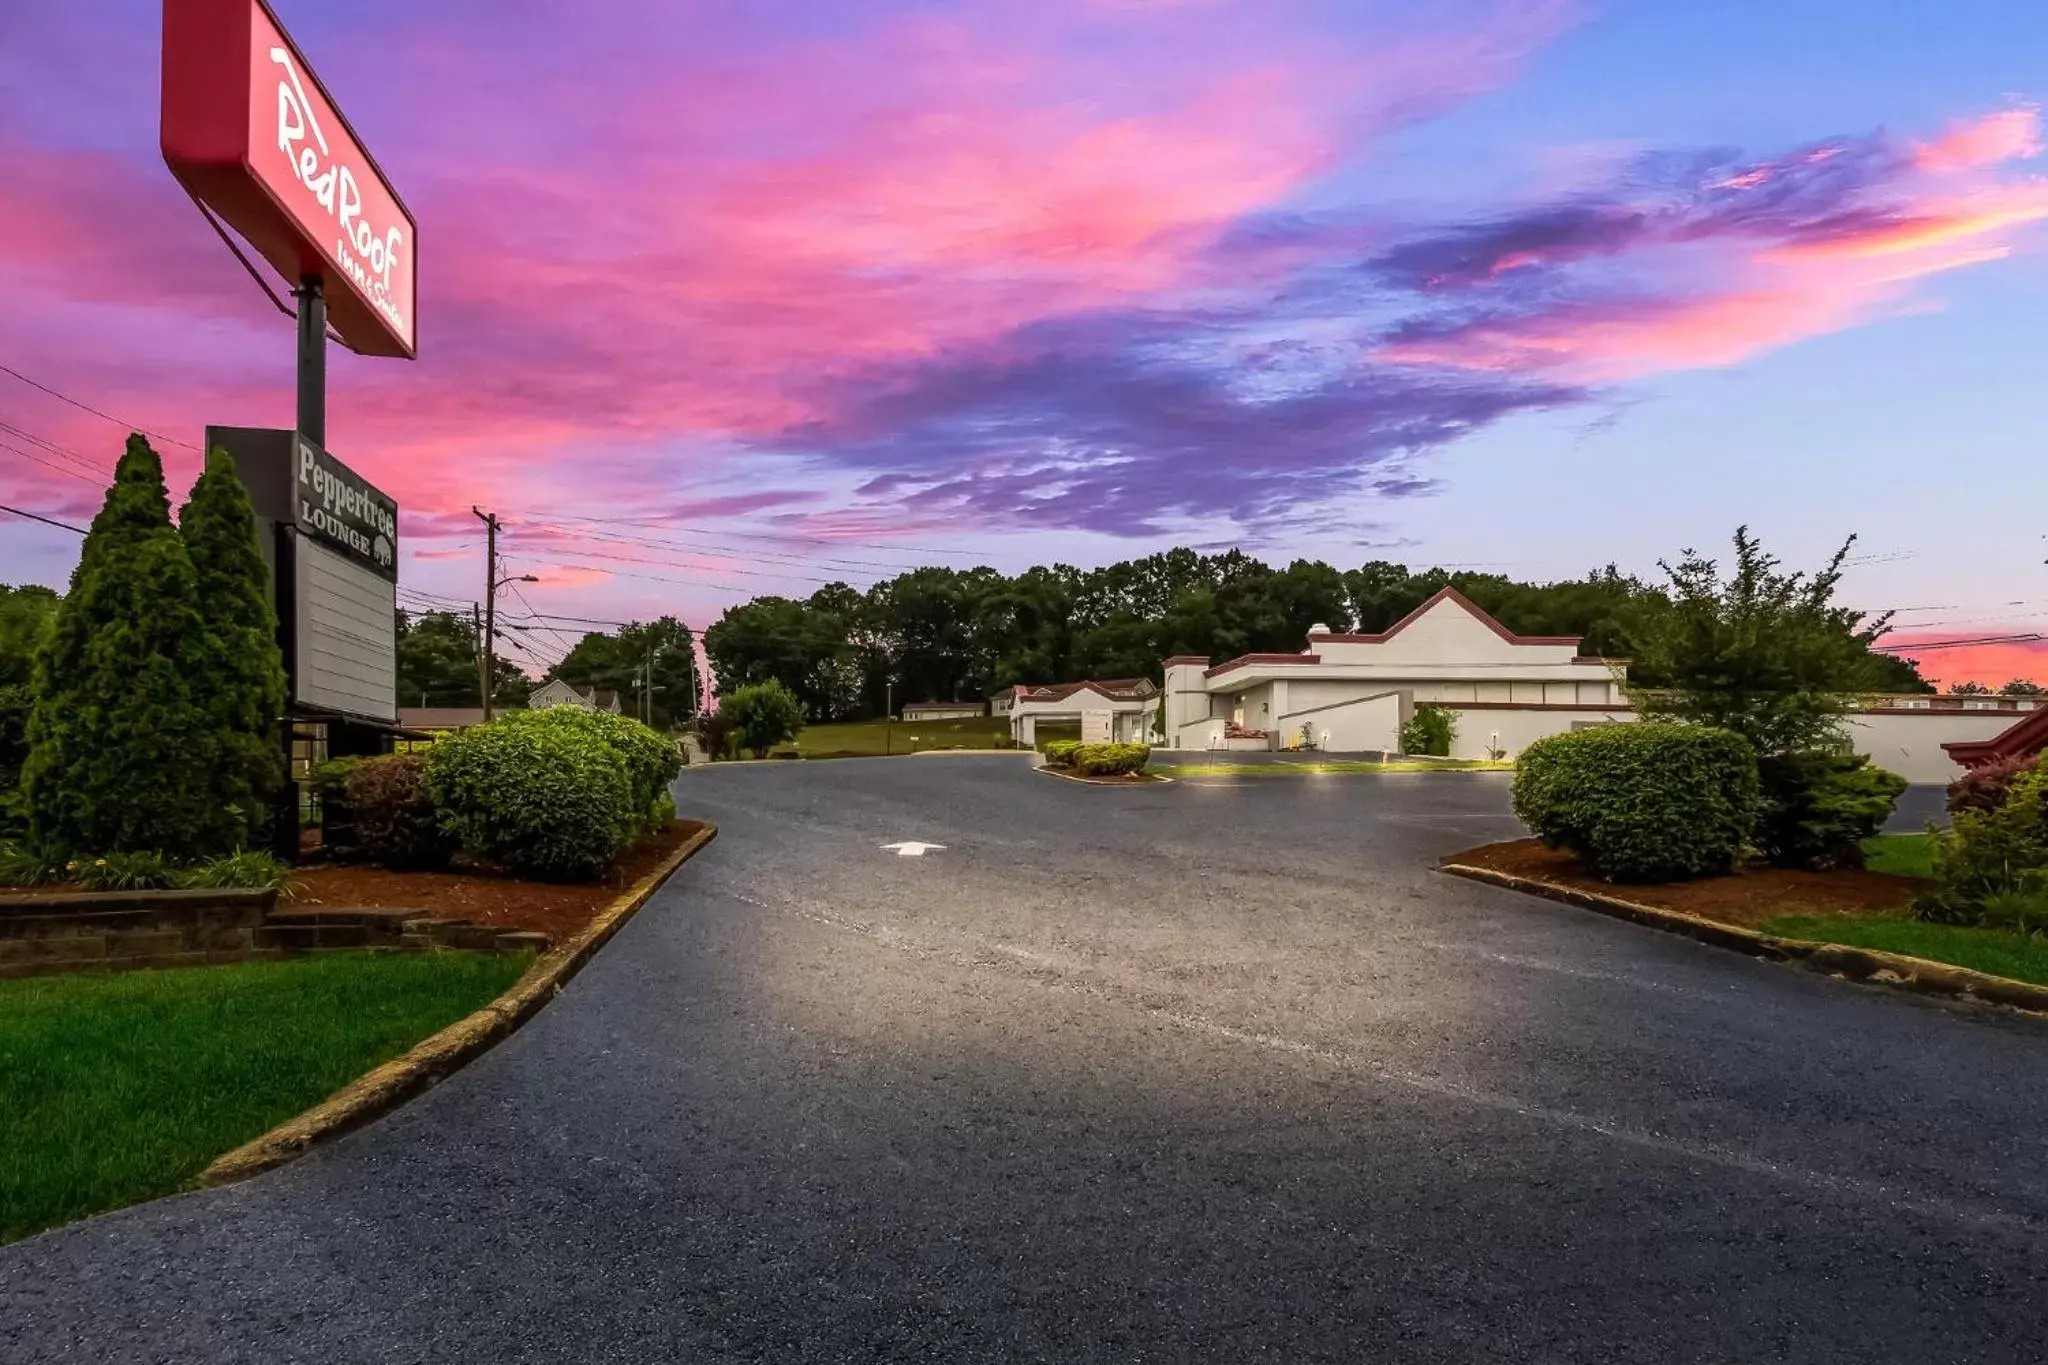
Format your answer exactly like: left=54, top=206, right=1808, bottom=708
left=162, top=0, right=417, bottom=357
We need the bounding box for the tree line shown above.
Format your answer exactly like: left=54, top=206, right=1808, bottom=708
left=701, top=543, right=1937, bottom=722
left=396, top=610, right=701, bottom=729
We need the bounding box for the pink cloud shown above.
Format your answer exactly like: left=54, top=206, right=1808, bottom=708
left=1375, top=116, right=2048, bottom=383
left=1913, top=106, right=2044, bottom=172
left=1884, top=636, right=2048, bottom=691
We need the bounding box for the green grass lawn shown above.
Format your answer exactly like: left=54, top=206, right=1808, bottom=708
left=1859, top=832, right=1936, bottom=879
left=1760, top=915, right=2048, bottom=987
left=772, top=715, right=1015, bottom=758
left=0, top=951, right=529, bottom=1244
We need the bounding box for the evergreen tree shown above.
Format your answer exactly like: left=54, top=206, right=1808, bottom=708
left=21, top=435, right=215, bottom=856
left=180, top=446, right=287, bottom=847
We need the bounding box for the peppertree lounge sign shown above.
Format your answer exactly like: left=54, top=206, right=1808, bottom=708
left=161, top=0, right=417, bottom=357
left=296, top=436, right=397, bottom=580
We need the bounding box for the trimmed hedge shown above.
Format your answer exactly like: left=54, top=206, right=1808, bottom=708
left=503, top=707, right=680, bottom=828
left=422, top=719, right=635, bottom=881
left=1073, top=742, right=1149, bottom=776
left=1513, top=723, right=1759, bottom=882
left=1755, top=750, right=1907, bottom=870
left=1043, top=740, right=1081, bottom=767
left=341, top=753, right=453, bottom=869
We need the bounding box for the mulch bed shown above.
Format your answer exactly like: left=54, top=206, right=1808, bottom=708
left=1446, top=838, right=1927, bottom=929
left=0, top=821, right=707, bottom=947
left=286, top=819, right=708, bottom=943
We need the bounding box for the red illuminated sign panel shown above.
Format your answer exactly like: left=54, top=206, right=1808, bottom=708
left=162, top=0, right=417, bottom=358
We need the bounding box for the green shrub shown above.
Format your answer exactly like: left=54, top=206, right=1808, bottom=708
left=504, top=708, right=679, bottom=827
left=1916, top=764, right=2048, bottom=926
left=422, top=719, right=635, bottom=881
left=183, top=850, right=302, bottom=894
left=718, top=681, right=804, bottom=758
left=1073, top=742, right=1149, bottom=776
left=1399, top=704, right=1457, bottom=758
left=0, top=841, right=66, bottom=887
left=1043, top=740, right=1081, bottom=767
left=342, top=754, right=454, bottom=868
left=1754, top=751, right=1907, bottom=870
left=68, top=851, right=178, bottom=892
left=1513, top=723, right=1759, bottom=882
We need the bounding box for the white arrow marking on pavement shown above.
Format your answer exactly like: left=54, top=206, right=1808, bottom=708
left=881, top=841, right=946, bottom=857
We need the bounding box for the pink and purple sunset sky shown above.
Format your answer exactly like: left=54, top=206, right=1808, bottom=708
left=2, top=0, right=2044, bottom=685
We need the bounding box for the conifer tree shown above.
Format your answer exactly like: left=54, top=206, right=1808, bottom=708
left=22, top=435, right=214, bottom=856
left=181, top=446, right=287, bottom=847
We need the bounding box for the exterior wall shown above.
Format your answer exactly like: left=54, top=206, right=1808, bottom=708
left=1233, top=682, right=1277, bottom=733
left=1312, top=599, right=1580, bottom=668
left=1442, top=705, right=1635, bottom=760
left=1278, top=690, right=1403, bottom=752
left=1438, top=704, right=2018, bottom=783
left=1847, top=712, right=2022, bottom=785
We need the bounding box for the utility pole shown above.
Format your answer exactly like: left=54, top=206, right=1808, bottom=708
left=471, top=603, right=487, bottom=713
left=473, top=507, right=498, bottom=720
left=470, top=507, right=535, bottom=722
left=885, top=680, right=893, bottom=757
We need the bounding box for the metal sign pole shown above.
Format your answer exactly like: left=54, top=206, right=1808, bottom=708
left=293, top=277, right=326, bottom=446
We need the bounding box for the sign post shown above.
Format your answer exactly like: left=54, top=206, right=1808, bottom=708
left=164, top=0, right=418, bottom=854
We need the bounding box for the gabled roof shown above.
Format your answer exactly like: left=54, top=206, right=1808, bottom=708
left=1306, top=586, right=1581, bottom=648
left=1005, top=677, right=1156, bottom=703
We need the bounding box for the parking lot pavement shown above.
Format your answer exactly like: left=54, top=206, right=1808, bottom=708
left=3, top=757, right=2041, bottom=1363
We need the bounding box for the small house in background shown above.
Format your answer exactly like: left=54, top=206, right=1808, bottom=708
left=899, top=700, right=985, bottom=722
left=529, top=679, right=623, bottom=714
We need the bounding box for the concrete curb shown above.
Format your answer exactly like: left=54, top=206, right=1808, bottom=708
left=197, top=823, right=720, bottom=1187
left=1034, top=766, right=1174, bottom=786
left=1439, top=861, right=2048, bottom=1018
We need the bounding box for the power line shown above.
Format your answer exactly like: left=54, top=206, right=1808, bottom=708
left=0, top=438, right=102, bottom=486
left=0, top=417, right=106, bottom=480
left=507, top=582, right=578, bottom=659
left=0, top=363, right=198, bottom=450
left=1875, top=632, right=2043, bottom=652
left=0, top=502, right=86, bottom=534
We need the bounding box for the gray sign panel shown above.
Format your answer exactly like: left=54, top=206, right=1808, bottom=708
left=294, top=435, right=398, bottom=582
left=294, top=538, right=398, bottom=723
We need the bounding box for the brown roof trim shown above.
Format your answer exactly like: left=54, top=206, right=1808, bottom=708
left=1942, top=707, right=2048, bottom=767
left=1306, top=586, right=1581, bottom=649
left=1012, top=677, right=1154, bottom=703
left=1205, top=653, right=1320, bottom=678
left=1433, top=701, right=1633, bottom=712
left=1162, top=655, right=1211, bottom=666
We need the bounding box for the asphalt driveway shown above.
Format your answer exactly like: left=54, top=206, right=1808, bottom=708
left=3, top=756, right=2043, bottom=1362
